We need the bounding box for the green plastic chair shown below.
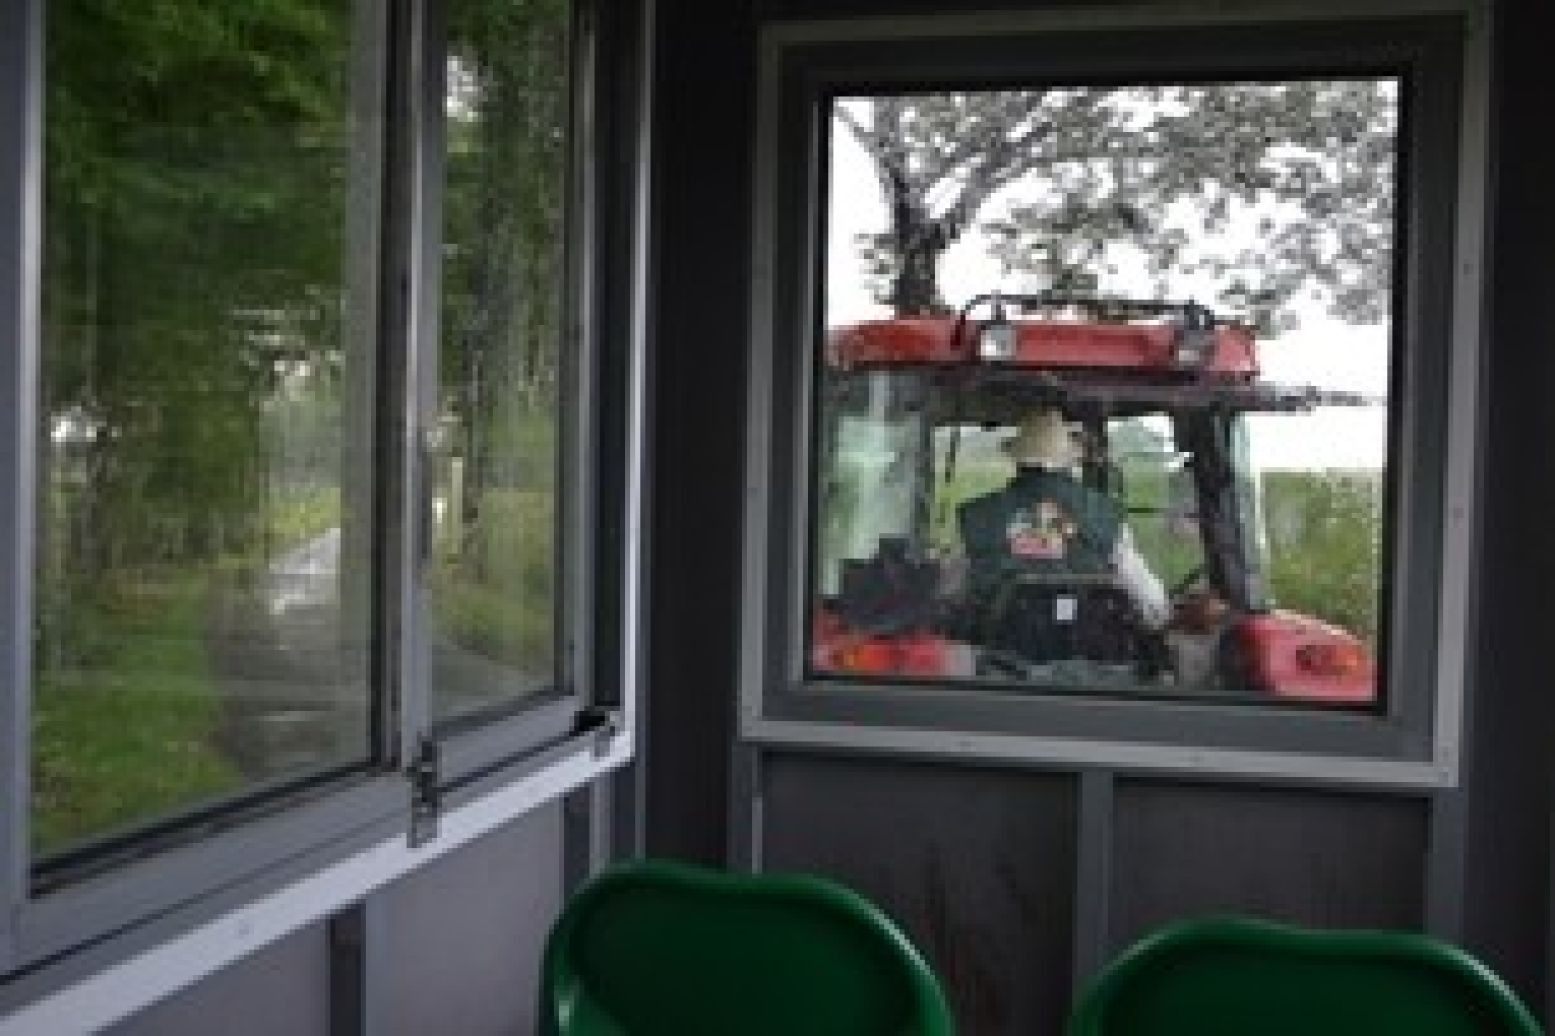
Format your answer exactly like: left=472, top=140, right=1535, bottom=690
left=1067, top=916, right=1543, bottom=1036
left=538, top=859, right=955, bottom=1036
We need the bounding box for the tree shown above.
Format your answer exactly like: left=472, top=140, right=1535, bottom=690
left=839, top=81, right=1397, bottom=329
left=440, top=0, right=570, bottom=580
left=43, top=0, right=354, bottom=574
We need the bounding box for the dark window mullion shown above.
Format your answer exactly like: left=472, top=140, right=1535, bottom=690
left=562, top=0, right=600, bottom=717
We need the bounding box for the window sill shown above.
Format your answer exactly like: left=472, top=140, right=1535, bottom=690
left=0, top=729, right=632, bottom=1035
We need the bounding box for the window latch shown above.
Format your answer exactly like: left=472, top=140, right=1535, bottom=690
left=407, top=737, right=441, bottom=848
left=575, top=705, right=623, bottom=759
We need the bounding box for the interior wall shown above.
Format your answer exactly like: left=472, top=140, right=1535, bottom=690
left=1107, top=782, right=1429, bottom=947
left=763, top=755, right=1079, bottom=1034
left=108, top=926, right=332, bottom=1036
left=644, top=0, right=1554, bottom=1029
left=642, top=0, right=755, bottom=866
left=376, top=805, right=563, bottom=1036
left=1461, top=0, right=1555, bottom=1004
left=105, top=803, right=563, bottom=1036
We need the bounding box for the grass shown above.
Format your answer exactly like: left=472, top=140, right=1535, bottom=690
left=31, top=574, right=241, bottom=857
left=31, top=462, right=560, bottom=854
left=431, top=486, right=556, bottom=712
left=30, top=486, right=350, bottom=858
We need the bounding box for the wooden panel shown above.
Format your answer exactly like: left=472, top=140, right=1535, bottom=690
left=763, top=752, right=1077, bottom=1036
left=1109, top=781, right=1428, bottom=951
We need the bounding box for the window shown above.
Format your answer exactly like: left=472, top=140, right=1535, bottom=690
left=745, top=14, right=1476, bottom=778
left=810, top=81, right=1394, bottom=706
left=0, top=0, right=640, bottom=985
left=432, top=0, right=572, bottom=726
left=34, top=0, right=378, bottom=869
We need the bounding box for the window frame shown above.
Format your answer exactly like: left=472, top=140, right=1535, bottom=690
left=0, top=0, right=644, bottom=991
left=411, top=0, right=601, bottom=776
left=740, top=6, right=1487, bottom=788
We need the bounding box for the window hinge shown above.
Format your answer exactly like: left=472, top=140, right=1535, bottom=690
left=407, top=737, right=441, bottom=848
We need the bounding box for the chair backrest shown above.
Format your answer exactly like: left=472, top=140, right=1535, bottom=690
left=539, top=859, right=955, bottom=1036
left=1067, top=917, right=1543, bottom=1036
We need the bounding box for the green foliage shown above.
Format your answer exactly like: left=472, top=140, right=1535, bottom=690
left=32, top=0, right=574, bottom=848
left=1261, top=470, right=1383, bottom=643
left=441, top=0, right=570, bottom=414
left=434, top=0, right=570, bottom=701
left=433, top=487, right=555, bottom=669
left=31, top=575, right=240, bottom=856
left=928, top=461, right=1008, bottom=553
left=264, top=486, right=343, bottom=554
left=1114, top=469, right=1206, bottom=592
left=842, top=81, right=1397, bottom=328
left=42, top=0, right=354, bottom=575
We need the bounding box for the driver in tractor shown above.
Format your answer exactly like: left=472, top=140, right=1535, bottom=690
left=956, top=408, right=1170, bottom=669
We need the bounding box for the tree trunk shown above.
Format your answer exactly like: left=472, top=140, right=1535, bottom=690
left=886, top=192, right=947, bottom=316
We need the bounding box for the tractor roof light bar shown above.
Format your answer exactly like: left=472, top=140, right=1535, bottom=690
left=954, top=291, right=1225, bottom=368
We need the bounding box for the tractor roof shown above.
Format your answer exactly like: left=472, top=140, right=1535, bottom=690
left=825, top=315, right=1260, bottom=378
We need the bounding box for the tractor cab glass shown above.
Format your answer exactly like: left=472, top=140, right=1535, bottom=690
left=810, top=350, right=1383, bottom=703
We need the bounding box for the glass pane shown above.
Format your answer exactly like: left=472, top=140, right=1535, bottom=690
left=431, top=0, right=570, bottom=724
left=34, top=0, right=378, bottom=860
left=811, top=81, right=1394, bottom=706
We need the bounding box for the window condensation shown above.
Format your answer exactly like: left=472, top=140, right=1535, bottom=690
left=33, top=0, right=377, bottom=862
left=810, top=81, right=1395, bottom=707
left=430, top=0, right=571, bottom=724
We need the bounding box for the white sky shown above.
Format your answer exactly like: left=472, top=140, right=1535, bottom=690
left=824, top=103, right=1391, bottom=470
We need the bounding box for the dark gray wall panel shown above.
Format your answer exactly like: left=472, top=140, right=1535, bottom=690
left=763, top=752, right=1077, bottom=1036
left=642, top=0, right=754, bottom=866
left=379, top=803, right=564, bottom=1036
left=1109, top=781, right=1428, bottom=950
left=108, top=924, right=330, bottom=1036
left=1461, top=0, right=1555, bottom=1013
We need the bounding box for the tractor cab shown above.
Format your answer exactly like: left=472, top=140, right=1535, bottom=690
left=810, top=294, right=1379, bottom=703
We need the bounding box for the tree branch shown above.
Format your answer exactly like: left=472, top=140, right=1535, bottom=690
left=834, top=103, right=914, bottom=202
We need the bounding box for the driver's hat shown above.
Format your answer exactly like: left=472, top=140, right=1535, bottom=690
left=1004, top=409, right=1082, bottom=470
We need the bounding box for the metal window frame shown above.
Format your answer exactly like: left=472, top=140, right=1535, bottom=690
left=741, top=3, right=1490, bottom=790
left=0, top=0, right=409, bottom=972
left=0, top=0, right=44, bottom=982
left=415, top=0, right=606, bottom=784
left=0, top=0, right=645, bottom=993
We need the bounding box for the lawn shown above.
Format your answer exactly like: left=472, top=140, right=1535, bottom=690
left=31, top=574, right=241, bottom=856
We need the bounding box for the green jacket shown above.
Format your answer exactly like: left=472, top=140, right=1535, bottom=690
left=958, top=467, right=1121, bottom=593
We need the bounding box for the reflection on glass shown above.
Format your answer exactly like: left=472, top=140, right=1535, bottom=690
left=34, top=0, right=375, bottom=860
left=431, top=0, right=570, bottom=723
left=810, top=81, right=1395, bottom=705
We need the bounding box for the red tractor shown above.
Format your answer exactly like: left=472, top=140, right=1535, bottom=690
left=809, top=293, right=1378, bottom=704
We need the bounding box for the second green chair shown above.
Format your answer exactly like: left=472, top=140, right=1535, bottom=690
left=1068, top=916, right=1542, bottom=1036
